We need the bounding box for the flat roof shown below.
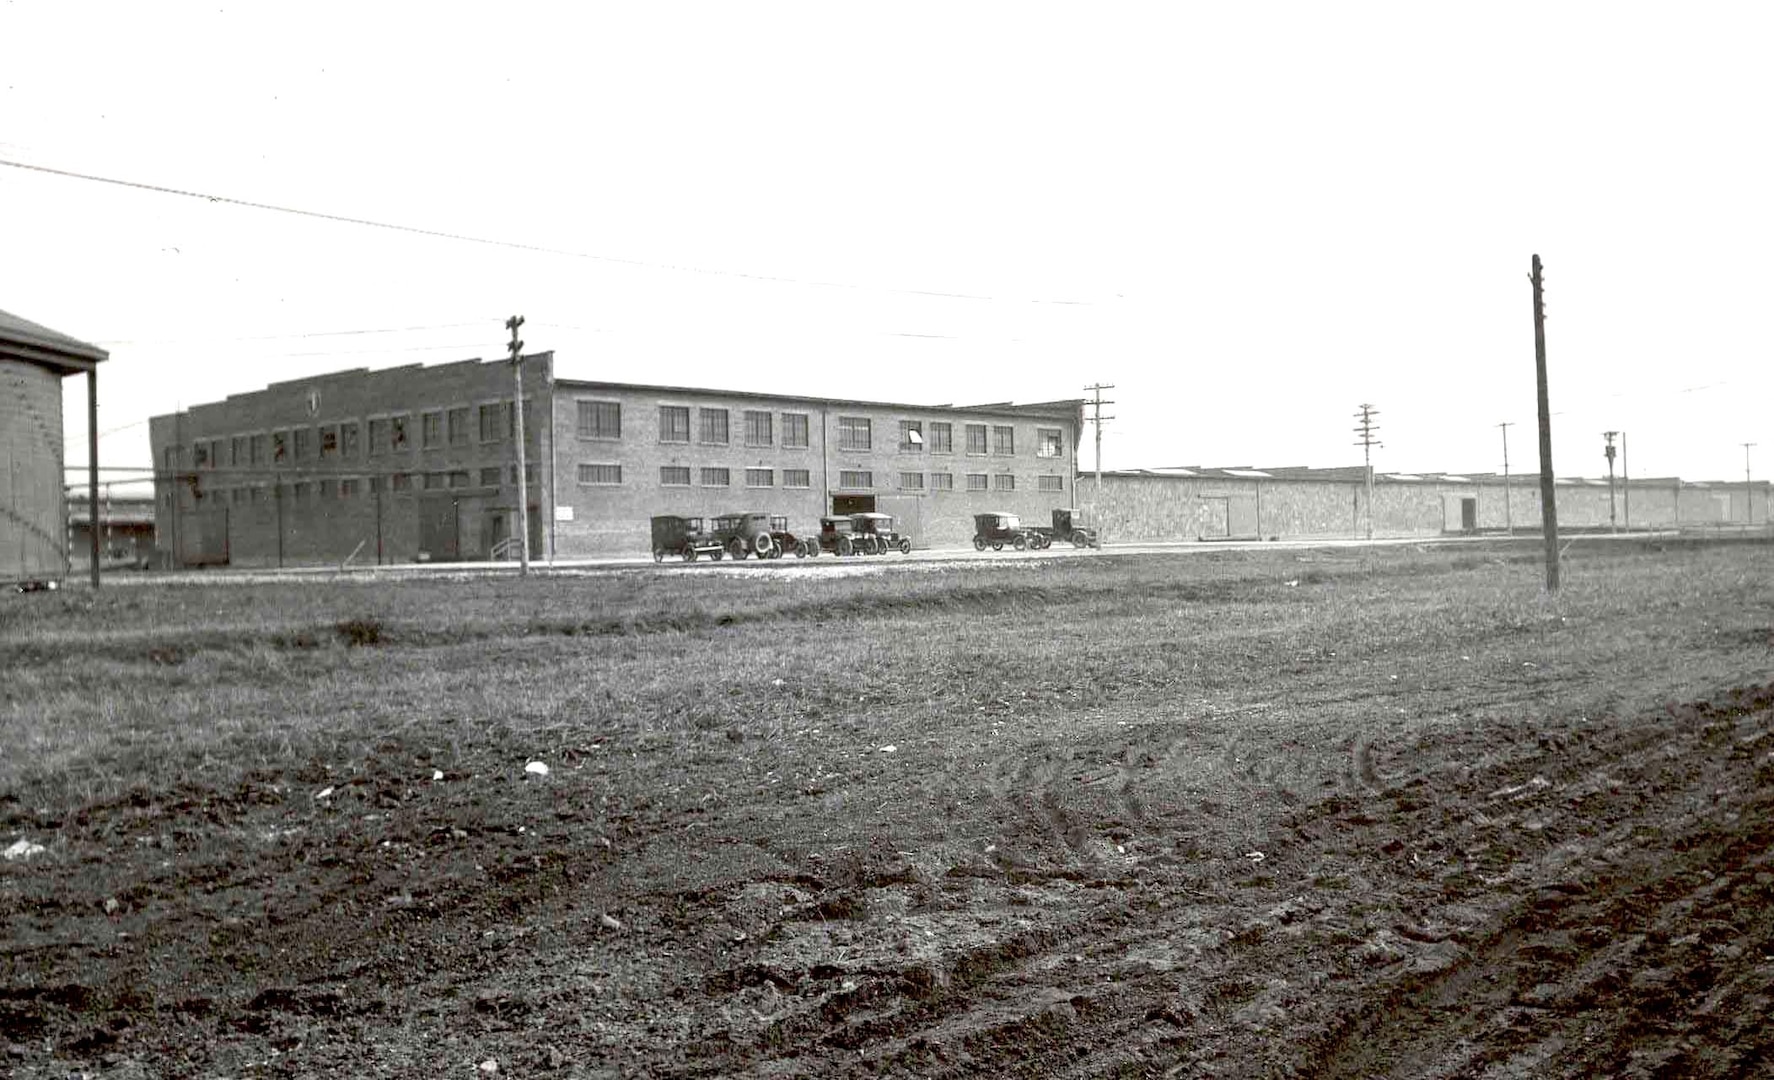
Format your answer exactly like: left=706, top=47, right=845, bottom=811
left=0, top=307, right=109, bottom=375
left=556, top=377, right=1082, bottom=420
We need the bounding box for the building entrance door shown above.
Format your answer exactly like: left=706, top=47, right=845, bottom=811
left=832, top=494, right=876, bottom=515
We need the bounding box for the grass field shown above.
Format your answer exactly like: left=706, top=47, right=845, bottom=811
left=4, top=539, right=1773, bottom=1077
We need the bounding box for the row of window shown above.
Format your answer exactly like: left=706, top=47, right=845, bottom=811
left=575, top=401, right=1066, bottom=458
left=181, top=400, right=534, bottom=471
left=181, top=465, right=540, bottom=506
left=576, top=465, right=1065, bottom=492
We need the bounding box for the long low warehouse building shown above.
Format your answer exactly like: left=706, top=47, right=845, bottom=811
left=1074, top=466, right=1770, bottom=542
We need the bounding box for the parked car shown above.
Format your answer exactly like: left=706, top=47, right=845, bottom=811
left=711, top=512, right=781, bottom=561
left=817, top=515, right=862, bottom=556
left=850, top=512, right=912, bottom=554
left=972, top=511, right=1044, bottom=551
left=1030, top=507, right=1100, bottom=549
left=769, top=515, right=817, bottom=558
left=651, top=515, right=726, bottom=562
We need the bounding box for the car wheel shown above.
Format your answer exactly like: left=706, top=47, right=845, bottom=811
left=1073, top=535, right=1087, bottom=548
left=838, top=537, right=853, bottom=556
left=684, top=548, right=697, bottom=562
left=1014, top=535, right=1026, bottom=551
left=898, top=538, right=911, bottom=554
left=992, top=541, right=1003, bottom=551
left=711, top=547, right=723, bottom=560
left=653, top=547, right=666, bottom=563
left=729, top=538, right=746, bottom=561
left=973, top=536, right=986, bottom=551
left=753, top=531, right=773, bottom=556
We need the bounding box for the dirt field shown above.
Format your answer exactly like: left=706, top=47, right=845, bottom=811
left=4, top=539, right=1773, bottom=1078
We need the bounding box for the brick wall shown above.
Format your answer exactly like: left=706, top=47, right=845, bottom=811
left=1, top=358, right=67, bottom=582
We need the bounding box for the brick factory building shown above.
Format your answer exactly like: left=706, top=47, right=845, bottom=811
left=148, top=354, right=1087, bottom=566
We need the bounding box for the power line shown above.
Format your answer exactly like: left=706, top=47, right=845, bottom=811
left=89, top=320, right=499, bottom=346
left=2, top=157, right=1093, bottom=305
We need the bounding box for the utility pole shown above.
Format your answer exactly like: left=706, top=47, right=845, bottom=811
left=1621, top=431, right=1629, bottom=530
left=1531, top=254, right=1559, bottom=593
left=1603, top=431, right=1619, bottom=532
left=1498, top=421, right=1513, bottom=535
left=507, top=315, right=531, bottom=577
left=1353, top=403, right=1381, bottom=540
left=1083, top=383, right=1115, bottom=536
left=1745, top=442, right=1757, bottom=526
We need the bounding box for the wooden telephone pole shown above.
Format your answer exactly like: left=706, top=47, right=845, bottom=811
left=507, top=316, right=531, bottom=577
left=1531, top=255, right=1559, bottom=593
left=1498, top=421, right=1514, bottom=534
left=1083, top=383, right=1114, bottom=535
left=1353, top=404, right=1381, bottom=540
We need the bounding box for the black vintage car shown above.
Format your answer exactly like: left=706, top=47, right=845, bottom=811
left=1030, top=507, right=1100, bottom=549
left=972, top=511, right=1045, bottom=551
left=770, top=515, right=817, bottom=558
left=711, top=511, right=781, bottom=561
left=817, top=515, right=862, bottom=556
left=650, top=515, right=726, bottom=562
left=850, top=512, right=912, bottom=555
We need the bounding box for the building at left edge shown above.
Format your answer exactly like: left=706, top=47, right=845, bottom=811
left=147, top=354, right=1088, bottom=566
left=2, top=308, right=109, bottom=585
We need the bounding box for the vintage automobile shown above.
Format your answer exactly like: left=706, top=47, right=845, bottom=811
left=817, top=515, right=862, bottom=556
left=711, top=511, right=781, bottom=561
left=769, top=515, right=817, bottom=558
left=1030, top=507, right=1101, bottom=549
left=651, top=515, right=726, bottom=562
left=972, top=511, right=1043, bottom=551
left=850, top=512, right=912, bottom=554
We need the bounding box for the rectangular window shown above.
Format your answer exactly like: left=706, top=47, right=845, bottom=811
left=660, top=465, right=691, bottom=486
left=698, top=407, right=729, bottom=445
left=930, top=422, right=953, bottom=454
left=391, top=473, right=412, bottom=492
left=995, top=473, right=1015, bottom=491
left=899, top=420, right=923, bottom=452
left=319, top=425, right=338, bottom=458
left=193, top=442, right=210, bottom=468
left=318, top=479, right=335, bottom=499
left=699, top=466, right=730, bottom=487
left=273, top=430, right=289, bottom=464
left=783, top=412, right=810, bottom=449
left=931, top=472, right=954, bottom=491
left=659, top=405, right=691, bottom=442
left=341, top=421, right=359, bottom=459
left=1038, top=474, right=1064, bottom=491
left=783, top=468, right=811, bottom=488
left=366, top=420, right=385, bottom=457
left=339, top=478, right=359, bottom=498
left=251, top=434, right=268, bottom=465
left=250, top=486, right=265, bottom=502
left=993, top=425, right=1015, bottom=455
left=507, top=463, right=538, bottom=485
left=837, top=416, right=871, bottom=452
left=422, top=411, right=443, bottom=448
left=577, top=400, right=621, bottom=439
left=448, top=407, right=470, bottom=446
left=293, top=482, right=311, bottom=502
left=965, top=424, right=987, bottom=455
left=966, top=473, right=989, bottom=492
left=480, top=466, right=503, bottom=487
left=232, top=488, right=247, bottom=504
left=479, top=403, right=503, bottom=443
left=231, top=436, right=248, bottom=466
left=391, top=414, right=410, bottom=451
left=744, top=410, right=772, bottom=447
left=839, top=470, right=873, bottom=489
left=745, top=467, right=773, bottom=487
left=425, top=472, right=447, bottom=490
left=1037, top=428, right=1064, bottom=459
left=369, top=476, right=384, bottom=494
left=899, top=471, right=924, bottom=490
left=448, top=470, right=471, bottom=488
left=578, top=463, right=622, bottom=485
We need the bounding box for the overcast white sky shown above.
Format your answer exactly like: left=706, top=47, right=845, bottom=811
left=5, top=2, right=1770, bottom=494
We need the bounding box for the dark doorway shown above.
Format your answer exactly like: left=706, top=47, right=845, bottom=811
left=1461, top=497, right=1478, bottom=532
left=832, top=494, right=876, bottom=515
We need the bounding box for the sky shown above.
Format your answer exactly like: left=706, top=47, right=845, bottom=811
left=4, top=2, right=1771, bottom=497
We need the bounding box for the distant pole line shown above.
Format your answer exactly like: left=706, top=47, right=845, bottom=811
left=1353, top=404, right=1381, bottom=540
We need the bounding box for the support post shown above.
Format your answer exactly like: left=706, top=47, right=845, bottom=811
left=87, top=368, right=100, bottom=588
left=507, top=316, right=530, bottom=576
left=1531, top=254, right=1559, bottom=593
left=1621, top=431, right=1629, bottom=530
left=1083, top=383, right=1115, bottom=539
left=1498, top=421, right=1513, bottom=535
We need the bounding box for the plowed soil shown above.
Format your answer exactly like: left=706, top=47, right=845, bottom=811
left=3, top=540, right=1773, bottom=1078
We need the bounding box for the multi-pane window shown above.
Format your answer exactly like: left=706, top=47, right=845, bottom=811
left=369, top=476, right=384, bottom=494
left=839, top=470, right=873, bottom=489
left=318, top=479, right=335, bottom=499
left=1038, top=474, right=1065, bottom=491
left=480, top=467, right=503, bottom=486
left=660, top=465, right=691, bottom=486
left=1037, top=428, right=1064, bottom=459
left=339, top=478, right=359, bottom=498
left=341, top=422, right=359, bottom=459
left=479, top=403, right=504, bottom=443
left=965, top=424, right=987, bottom=454
left=251, top=434, right=267, bottom=465
left=783, top=413, right=810, bottom=448
left=390, top=414, right=410, bottom=451
left=995, top=473, right=1016, bottom=491
left=578, top=463, right=622, bottom=485
left=837, top=417, right=871, bottom=451
left=425, top=473, right=447, bottom=490
left=422, top=412, right=443, bottom=448
left=320, top=426, right=339, bottom=458
left=448, top=407, right=470, bottom=446
left=745, top=468, right=773, bottom=487
left=577, top=400, right=621, bottom=439
left=931, top=472, right=954, bottom=491
left=783, top=468, right=811, bottom=488
left=231, top=436, right=248, bottom=466
left=899, top=420, right=923, bottom=451
left=966, top=473, right=989, bottom=492
left=744, top=410, right=772, bottom=446
left=508, top=463, right=538, bottom=484
left=930, top=422, right=953, bottom=453
left=698, top=407, right=729, bottom=445
left=448, top=470, right=471, bottom=488
left=391, top=473, right=412, bottom=492
left=899, top=472, right=924, bottom=490
left=699, top=467, right=730, bottom=487
left=366, top=419, right=386, bottom=457
left=659, top=405, right=691, bottom=442
left=249, top=486, right=265, bottom=502
left=193, top=442, right=210, bottom=468
left=273, top=430, right=289, bottom=464
left=293, top=482, right=312, bottom=501
left=993, top=426, right=1015, bottom=455
left=232, top=488, right=247, bottom=504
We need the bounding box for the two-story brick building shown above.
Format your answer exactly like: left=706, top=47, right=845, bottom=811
left=149, top=354, right=1085, bottom=566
